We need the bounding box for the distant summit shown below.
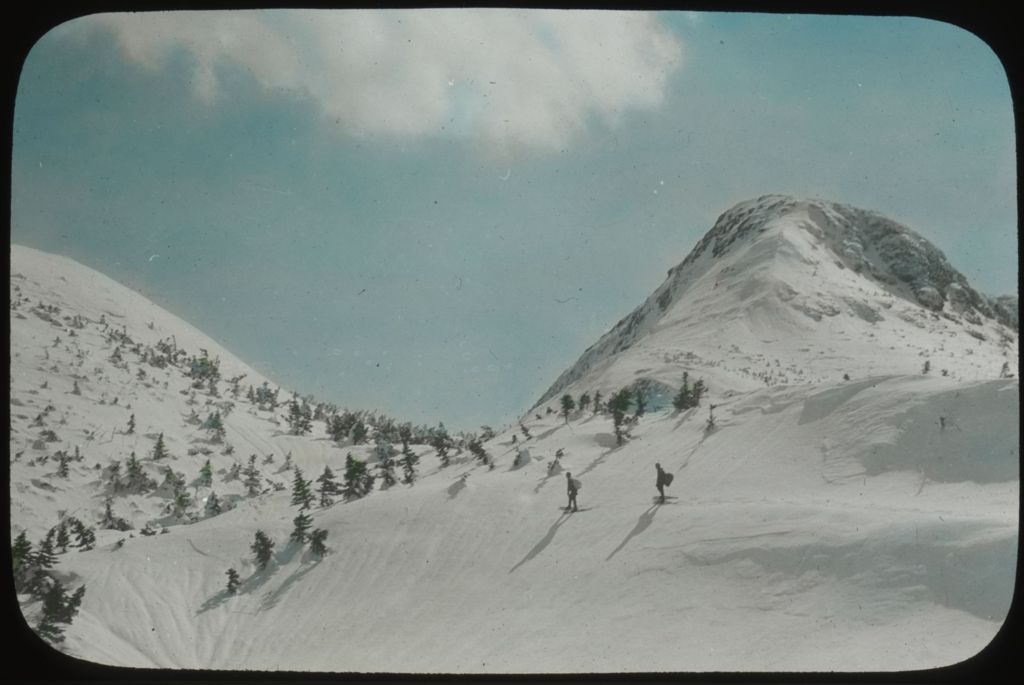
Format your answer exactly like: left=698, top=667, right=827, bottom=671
left=534, top=195, right=1017, bottom=410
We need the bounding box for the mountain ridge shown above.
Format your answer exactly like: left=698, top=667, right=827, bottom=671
left=533, top=195, right=1017, bottom=410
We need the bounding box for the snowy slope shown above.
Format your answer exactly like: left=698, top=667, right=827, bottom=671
left=534, top=195, right=1018, bottom=411
left=9, top=213, right=1018, bottom=673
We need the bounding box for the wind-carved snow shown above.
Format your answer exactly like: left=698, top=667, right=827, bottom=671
left=9, top=191, right=1019, bottom=673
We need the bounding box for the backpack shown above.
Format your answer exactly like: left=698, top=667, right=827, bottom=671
left=664, top=472, right=674, bottom=487
left=571, top=478, right=582, bottom=491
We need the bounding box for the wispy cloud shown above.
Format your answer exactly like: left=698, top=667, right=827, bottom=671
left=73, top=9, right=684, bottom=155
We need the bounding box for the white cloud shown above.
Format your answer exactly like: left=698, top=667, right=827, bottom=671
left=75, top=9, right=684, bottom=154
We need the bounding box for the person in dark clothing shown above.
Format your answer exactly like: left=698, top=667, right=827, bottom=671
left=565, top=472, right=579, bottom=512
left=655, top=462, right=668, bottom=503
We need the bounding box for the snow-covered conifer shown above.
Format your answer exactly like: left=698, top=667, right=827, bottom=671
left=243, top=454, right=262, bottom=496
left=560, top=394, right=576, bottom=422
left=291, top=467, right=314, bottom=510
left=309, top=529, right=328, bottom=557
left=316, top=466, right=339, bottom=507
left=199, top=459, right=213, bottom=487
left=225, top=568, right=240, bottom=595
left=151, top=433, right=169, bottom=460
left=608, top=387, right=633, bottom=446
left=290, top=511, right=313, bottom=544
left=251, top=531, right=274, bottom=570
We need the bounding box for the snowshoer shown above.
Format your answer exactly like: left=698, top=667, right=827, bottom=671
left=655, top=462, right=671, bottom=503
left=565, top=472, right=579, bottom=512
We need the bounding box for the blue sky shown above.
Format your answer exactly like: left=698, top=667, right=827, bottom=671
left=11, top=10, right=1016, bottom=431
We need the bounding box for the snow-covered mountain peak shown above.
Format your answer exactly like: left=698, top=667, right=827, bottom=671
left=534, top=196, right=1017, bottom=411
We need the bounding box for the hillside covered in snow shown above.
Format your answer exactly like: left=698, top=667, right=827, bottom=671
left=8, top=194, right=1019, bottom=672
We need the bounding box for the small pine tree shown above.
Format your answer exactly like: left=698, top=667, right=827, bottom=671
left=560, top=394, right=576, bottom=422
left=316, top=466, right=339, bottom=507
left=375, top=442, right=398, bottom=489
left=351, top=419, right=368, bottom=445
left=592, top=390, right=603, bottom=415
left=203, top=412, right=225, bottom=443
left=205, top=491, right=223, bottom=516
left=225, top=568, right=241, bottom=595
left=151, top=433, right=169, bottom=460
left=467, top=439, right=489, bottom=465
left=401, top=448, right=419, bottom=485
left=290, top=511, right=313, bottom=544
left=251, top=530, right=275, bottom=570
left=290, top=467, right=315, bottom=510
left=243, top=454, right=262, bottom=497
left=608, top=387, right=633, bottom=446
left=309, top=529, right=328, bottom=557
left=579, top=392, right=591, bottom=413
left=519, top=423, right=531, bottom=440
left=342, top=454, right=374, bottom=500
left=71, top=380, right=81, bottom=395
left=634, top=392, right=646, bottom=418
left=56, top=452, right=70, bottom=478
left=673, top=373, right=691, bottom=411
left=55, top=524, right=70, bottom=553
left=199, top=459, right=213, bottom=487
left=35, top=530, right=57, bottom=570
left=126, top=413, right=135, bottom=435
left=430, top=423, right=452, bottom=468
left=12, top=531, right=33, bottom=572
left=922, top=360, right=931, bottom=374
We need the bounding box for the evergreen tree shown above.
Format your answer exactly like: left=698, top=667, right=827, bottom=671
left=124, top=452, right=152, bottom=492
left=342, top=454, right=374, bottom=500
left=290, top=511, right=313, bottom=544
left=243, top=454, right=262, bottom=496
left=203, top=412, right=226, bottom=443
left=251, top=530, right=275, bottom=570
left=287, top=395, right=312, bottom=435
left=12, top=531, right=33, bottom=572
left=673, top=372, right=691, bottom=411
left=37, top=580, right=83, bottom=643
left=225, top=568, right=241, bottom=595
left=579, top=392, right=591, bottom=412
left=922, top=360, right=931, bottom=374
left=35, top=530, right=57, bottom=570
left=70, top=519, right=96, bottom=550
left=634, top=392, right=646, bottom=418
left=316, top=466, right=339, bottom=507
left=151, top=433, right=169, bottom=460
left=519, top=423, right=531, bottom=440
left=205, top=491, right=223, bottom=516
left=173, top=489, right=192, bottom=518
left=374, top=442, right=398, bottom=489
left=55, top=524, right=70, bottom=553
left=398, top=423, right=413, bottom=453
left=290, top=467, right=315, bottom=510
left=351, top=419, right=368, bottom=445
left=592, top=391, right=603, bottom=415
left=608, top=387, right=633, bottom=446
left=199, top=459, right=213, bottom=487
left=467, top=439, right=489, bottom=465
left=126, top=413, right=135, bottom=435
left=560, top=394, right=576, bottom=422
left=56, top=452, right=70, bottom=478
left=691, top=379, right=706, bottom=407
left=309, top=529, right=328, bottom=558
left=401, top=447, right=419, bottom=485
left=429, top=423, right=453, bottom=468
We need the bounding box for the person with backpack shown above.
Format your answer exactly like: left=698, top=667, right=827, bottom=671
left=565, top=471, right=579, bottom=512
left=655, top=462, right=672, bottom=503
